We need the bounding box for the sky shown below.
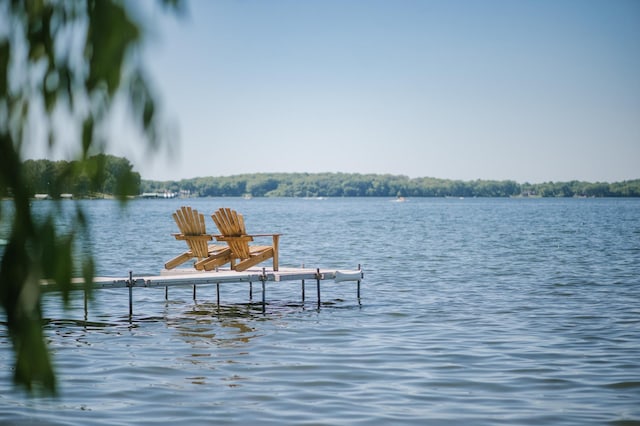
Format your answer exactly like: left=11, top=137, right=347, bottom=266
left=48, top=0, right=640, bottom=182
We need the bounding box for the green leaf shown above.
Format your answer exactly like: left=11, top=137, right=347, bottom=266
left=85, top=0, right=139, bottom=95
left=14, top=316, right=56, bottom=394
left=0, top=41, right=9, bottom=96
left=82, top=116, right=93, bottom=156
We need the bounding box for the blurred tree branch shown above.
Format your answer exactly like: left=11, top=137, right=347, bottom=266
left=0, top=0, right=182, bottom=394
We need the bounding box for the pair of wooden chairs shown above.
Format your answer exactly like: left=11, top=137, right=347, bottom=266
left=164, top=206, right=280, bottom=272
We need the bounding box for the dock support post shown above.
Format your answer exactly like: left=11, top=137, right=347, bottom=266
left=357, top=263, right=361, bottom=300
left=165, top=286, right=168, bottom=301
left=301, top=263, right=305, bottom=303
left=261, top=267, right=267, bottom=312
left=316, top=268, right=321, bottom=308
left=216, top=283, right=220, bottom=306
left=249, top=282, right=253, bottom=301
left=128, top=271, right=133, bottom=319
left=193, top=284, right=196, bottom=301
left=83, top=288, right=88, bottom=321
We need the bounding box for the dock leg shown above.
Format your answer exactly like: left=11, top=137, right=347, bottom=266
left=83, top=289, right=88, bottom=322
left=316, top=268, right=321, bottom=309
left=193, top=284, right=197, bottom=301
left=128, top=271, right=133, bottom=319
left=301, top=263, right=305, bottom=303
left=358, top=263, right=364, bottom=305
left=357, top=264, right=362, bottom=304
left=216, top=283, right=220, bottom=306
left=261, top=267, right=266, bottom=313
left=165, top=286, right=168, bottom=301
left=249, top=282, right=253, bottom=301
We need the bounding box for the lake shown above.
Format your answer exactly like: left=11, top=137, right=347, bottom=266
left=1, top=197, right=639, bottom=425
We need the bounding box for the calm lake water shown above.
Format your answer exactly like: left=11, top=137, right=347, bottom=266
left=1, top=197, right=639, bottom=425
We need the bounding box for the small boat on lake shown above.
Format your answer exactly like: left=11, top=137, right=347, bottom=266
left=391, top=196, right=407, bottom=202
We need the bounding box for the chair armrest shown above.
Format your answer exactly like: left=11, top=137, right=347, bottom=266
left=214, top=235, right=254, bottom=242
left=174, top=234, right=213, bottom=241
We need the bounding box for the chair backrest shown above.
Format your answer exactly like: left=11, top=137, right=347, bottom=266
left=211, top=208, right=252, bottom=259
left=173, top=206, right=209, bottom=258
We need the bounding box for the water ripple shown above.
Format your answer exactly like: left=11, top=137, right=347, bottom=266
left=1, top=198, right=639, bottom=425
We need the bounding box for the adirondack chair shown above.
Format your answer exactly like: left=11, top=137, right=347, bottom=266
left=210, top=207, right=280, bottom=272
left=165, top=206, right=232, bottom=271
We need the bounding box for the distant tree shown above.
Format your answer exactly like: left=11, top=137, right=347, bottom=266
left=246, top=176, right=279, bottom=196
left=1, top=0, right=181, bottom=394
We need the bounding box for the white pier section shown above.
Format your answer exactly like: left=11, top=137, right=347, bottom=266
left=41, top=266, right=364, bottom=314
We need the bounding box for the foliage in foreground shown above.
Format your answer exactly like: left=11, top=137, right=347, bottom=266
left=1, top=0, right=178, bottom=394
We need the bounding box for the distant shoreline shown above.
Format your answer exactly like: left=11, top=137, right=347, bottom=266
left=9, top=193, right=639, bottom=202
left=140, top=173, right=640, bottom=198
left=13, top=158, right=640, bottom=199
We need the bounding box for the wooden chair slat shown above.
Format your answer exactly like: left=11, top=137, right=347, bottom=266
left=165, top=206, right=232, bottom=270
left=211, top=207, right=280, bottom=271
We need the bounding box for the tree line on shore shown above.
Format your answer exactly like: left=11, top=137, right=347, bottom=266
left=142, top=172, right=640, bottom=198
left=14, top=155, right=140, bottom=198
left=12, top=157, right=640, bottom=198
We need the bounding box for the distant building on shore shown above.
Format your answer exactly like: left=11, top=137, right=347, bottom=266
left=140, top=191, right=178, bottom=199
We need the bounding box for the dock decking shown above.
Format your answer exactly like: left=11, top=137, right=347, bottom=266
left=40, top=266, right=364, bottom=315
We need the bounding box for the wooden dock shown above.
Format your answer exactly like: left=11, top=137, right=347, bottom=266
left=40, top=266, right=364, bottom=315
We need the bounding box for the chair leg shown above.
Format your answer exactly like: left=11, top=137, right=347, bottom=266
left=165, top=251, right=193, bottom=270
left=234, top=249, right=274, bottom=272
left=272, top=235, right=279, bottom=271
left=199, top=252, right=232, bottom=271
left=195, top=248, right=232, bottom=271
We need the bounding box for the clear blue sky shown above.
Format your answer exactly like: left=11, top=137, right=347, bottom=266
left=120, top=0, right=639, bottom=183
